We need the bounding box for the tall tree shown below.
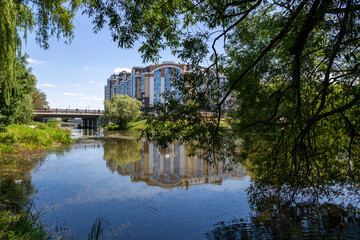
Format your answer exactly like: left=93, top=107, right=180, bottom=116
left=0, top=0, right=82, bottom=129
left=32, top=88, right=49, bottom=109
left=86, top=0, right=360, bottom=190
left=104, top=95, right=142, bottom=129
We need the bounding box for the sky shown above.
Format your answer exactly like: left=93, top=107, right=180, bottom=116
left=23, top=11, right=179, bottom=110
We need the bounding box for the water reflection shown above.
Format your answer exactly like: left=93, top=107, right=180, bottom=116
left=0, top=154, right=47, bottom=211
left=2, top=136, right=359, bottom=239
left=206, top=187, right=360, bottom=240
left=103, top=141, right=246, bottom=189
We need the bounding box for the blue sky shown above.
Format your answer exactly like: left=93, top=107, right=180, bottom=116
left=23, top=11, right=179, bottom=110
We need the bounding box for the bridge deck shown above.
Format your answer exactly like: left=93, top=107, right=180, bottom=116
left=34, top=109, right=104, bottom=119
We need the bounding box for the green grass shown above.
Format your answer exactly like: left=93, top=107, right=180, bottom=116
left=126, top=120, right=147, bottom=130
left=105, top=118, right=230, bottom=132
left=0, top=123, right=73, bottom=154
left=105, top=120, right=147, bottom=131
left=0, top=210, right=47, bottom=240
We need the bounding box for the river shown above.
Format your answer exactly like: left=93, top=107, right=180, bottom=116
left=1, top=128, right=360, bottom=239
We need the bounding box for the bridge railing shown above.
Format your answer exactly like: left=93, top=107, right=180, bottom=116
left=34, top=108, right=104, bottom=114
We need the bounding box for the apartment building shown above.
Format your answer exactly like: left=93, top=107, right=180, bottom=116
left=105, top=61, right=188, bottom=108
left=104, top=61, right=235, bottom=110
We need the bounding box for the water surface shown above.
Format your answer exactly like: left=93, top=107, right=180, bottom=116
left=1, top=129, right=360, bottom=239
left=31, top=131, right=250, bottom=239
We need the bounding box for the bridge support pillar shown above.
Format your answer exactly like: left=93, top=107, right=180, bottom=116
left=82, top=118, right=98, bottom=129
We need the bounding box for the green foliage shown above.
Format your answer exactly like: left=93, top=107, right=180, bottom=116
left=0, top=210, right=47, bottom=240
left=126, top=120, right=147, bottom=130
left=0, top=0, right=82, bottom=128
left=10, top=94, right=34, bottom=125
left=61, top=117, right=70, bottom=122
left=0, top=123, right=73, bottom=153
left=31, top=89, right=49, bottom=109
left=91, top=0, right=360, bottom=193
left=0, top=54, right=36, bottom=127
left=105, top=120, right=147, bottom=131
left=104, top=95, right=142, bottom=129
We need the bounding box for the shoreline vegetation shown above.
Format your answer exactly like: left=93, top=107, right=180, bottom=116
left=0, top=122, right=73, bottom=239
left=104, top=119, right=147, bottom=131
left=104, top=119, right=230, bottom=132
left=0, top=122, right=73, bottom=155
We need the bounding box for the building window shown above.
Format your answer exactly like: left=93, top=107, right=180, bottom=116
left=141, top=75, right=145, bottom=93
left=154, top=69, right=161, bottom=103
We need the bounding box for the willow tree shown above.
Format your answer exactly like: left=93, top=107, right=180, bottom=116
left=85, top=0, right=360, bottom=192
left=0, top=0, right=82, bottom=129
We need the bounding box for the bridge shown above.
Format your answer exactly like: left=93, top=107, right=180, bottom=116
left=34, top=108, right=104, bottom=129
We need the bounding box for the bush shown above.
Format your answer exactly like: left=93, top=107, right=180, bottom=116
left=0, top=123, right=73, bottom=153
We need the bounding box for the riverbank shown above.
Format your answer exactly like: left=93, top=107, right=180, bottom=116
left=0, top=123, right=73, bottom=239
left=104, top=119, right=147, bottom=131
left=105, top=119, right=230, bottom=132
left=0, top=210, right=48, bottom=239
left=0, top=123, right=73, bottom=154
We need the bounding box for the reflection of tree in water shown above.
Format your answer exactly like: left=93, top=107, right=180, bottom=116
left=207, top=194, right=360, bottom=239
left=0, top=154, right=47, bottom=212
left=0, top=177, right=35, bottom=212
left=207, top=179, right=360, bottom=239
left=103, top=139, right=142, bottom=173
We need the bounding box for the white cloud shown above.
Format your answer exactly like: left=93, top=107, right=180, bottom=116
left=83, top=67, right=90, bottom=70
left=73, top=83, right=80, bottom=87
left=26, top=58, right=45, bottom=64
left=113, top=67, right=131, bottom=73
left=40, top=83, right=56, bottom=87
left=63, top=92, right=83, bottom=96
left=80, top=96, right=103, bottom=101
left=89, top=81, right=95, bottom=84
left=92, top=97, right=103, bottom=101
left=80, top=97, right=92, bottom=100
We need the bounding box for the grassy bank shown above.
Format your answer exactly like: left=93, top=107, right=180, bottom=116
left=0, top=123, right=73, bottom=154
left=105, top=120, right=147, bottom=131
left=105, top=118, right=230, bottom=132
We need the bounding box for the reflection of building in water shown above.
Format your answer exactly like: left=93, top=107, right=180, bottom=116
left=108, top=142, right=246, bottom=189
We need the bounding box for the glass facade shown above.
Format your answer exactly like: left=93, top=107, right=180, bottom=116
left=154, top=69, right=161, bottom=104
left=141, top=75, right=145, bottom=93
left=174, top=68, right=181, bottom=99
left=127, top=79, right=132, bottom=97
left=132, top=77, right=137, bottom=99
left=164, top=67, right=171, bottom=92
left=120, top=83, right=124, bottom=95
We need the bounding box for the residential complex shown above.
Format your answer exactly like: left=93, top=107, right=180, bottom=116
left=104, top=60, right=234, bottom=110
left=105, top=61, right=188, bottom=108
